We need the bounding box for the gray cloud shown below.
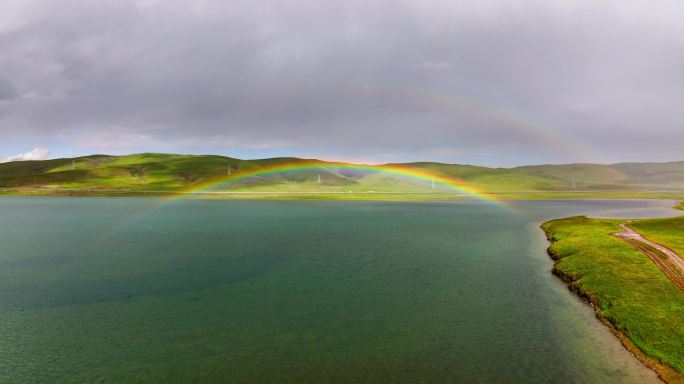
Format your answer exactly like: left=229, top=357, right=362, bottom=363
left=0, top=77, right=18, bottom=100
left=1, top=0, right=683, bottom=165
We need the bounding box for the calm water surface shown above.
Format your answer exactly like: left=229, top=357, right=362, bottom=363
left=0, top=197, right=678, bottom=383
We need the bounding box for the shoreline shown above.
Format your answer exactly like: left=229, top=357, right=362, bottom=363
left=1, top=188, right=684, bottom=202
left=542, top=222, right=684, bottom=384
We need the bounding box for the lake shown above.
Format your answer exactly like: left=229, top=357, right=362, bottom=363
left=0, top=197, right=678, bottom=383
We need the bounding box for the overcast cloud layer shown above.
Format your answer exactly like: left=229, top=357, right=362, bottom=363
left=1, top=0, right=683, bottom=166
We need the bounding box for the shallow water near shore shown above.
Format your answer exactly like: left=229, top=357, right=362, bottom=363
left=0, top=197, right=678, bottom=383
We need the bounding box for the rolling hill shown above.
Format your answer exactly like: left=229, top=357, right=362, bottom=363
left=1, top=153, right=684, bottom=196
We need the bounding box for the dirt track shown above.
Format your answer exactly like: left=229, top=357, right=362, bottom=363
left=615, top=222, right=684, bottom=292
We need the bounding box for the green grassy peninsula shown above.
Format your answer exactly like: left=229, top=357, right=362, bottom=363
left=542, top=216, right=684, bottom=383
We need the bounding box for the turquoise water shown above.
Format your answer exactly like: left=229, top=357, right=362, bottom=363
left=0, top=197, right=676, bottom=383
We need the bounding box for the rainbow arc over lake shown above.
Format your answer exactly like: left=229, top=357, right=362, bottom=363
left=184, top=161, right=506, bottom=207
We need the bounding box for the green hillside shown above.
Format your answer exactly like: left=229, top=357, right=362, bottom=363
left=1, top=153, right=684, bottom=197
left=513, top=162, right=684, bottom=190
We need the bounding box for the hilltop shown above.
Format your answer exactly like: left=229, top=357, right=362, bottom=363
left=1, top=153, right=684, bottom=198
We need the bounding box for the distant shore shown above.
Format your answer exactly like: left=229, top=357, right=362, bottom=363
left=2, top=153, right=684, bottom=203
left=2, top=187, right=684, bottom=202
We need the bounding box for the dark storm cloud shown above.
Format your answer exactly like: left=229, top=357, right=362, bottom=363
left=1, top=0, right=683, bottom=165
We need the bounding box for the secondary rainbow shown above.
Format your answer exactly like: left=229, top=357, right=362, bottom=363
left=346, top=82, right=602, bottom=162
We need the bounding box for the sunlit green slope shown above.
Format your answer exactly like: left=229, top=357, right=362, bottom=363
left=1, top=153, right=684, bottom=194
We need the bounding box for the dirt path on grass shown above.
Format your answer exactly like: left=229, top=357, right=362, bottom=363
left=615, top=222, right=684, bottom=292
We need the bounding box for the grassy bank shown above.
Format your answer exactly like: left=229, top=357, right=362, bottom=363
left=541, top=216, right=684, bottom=383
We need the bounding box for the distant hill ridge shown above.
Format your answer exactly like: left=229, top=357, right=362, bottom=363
left=1, top=153, right=684, bottom=193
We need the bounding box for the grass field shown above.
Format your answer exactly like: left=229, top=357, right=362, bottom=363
left=542, top=216, right=684, bottom=383
left=1, top=153, right=684, bottom=199
left=631, top=216, right=684, bottom=267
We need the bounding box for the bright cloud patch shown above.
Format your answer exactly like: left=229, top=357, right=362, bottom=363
left=1, top=147, right=50, bottom=163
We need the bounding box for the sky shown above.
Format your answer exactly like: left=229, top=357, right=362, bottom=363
left=1, top=0, right=683, bottom=166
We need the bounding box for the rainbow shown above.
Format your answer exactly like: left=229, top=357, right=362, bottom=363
left=101, top=162, right=513, bottom=239
left=182, top=161, right=509, bottom=208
